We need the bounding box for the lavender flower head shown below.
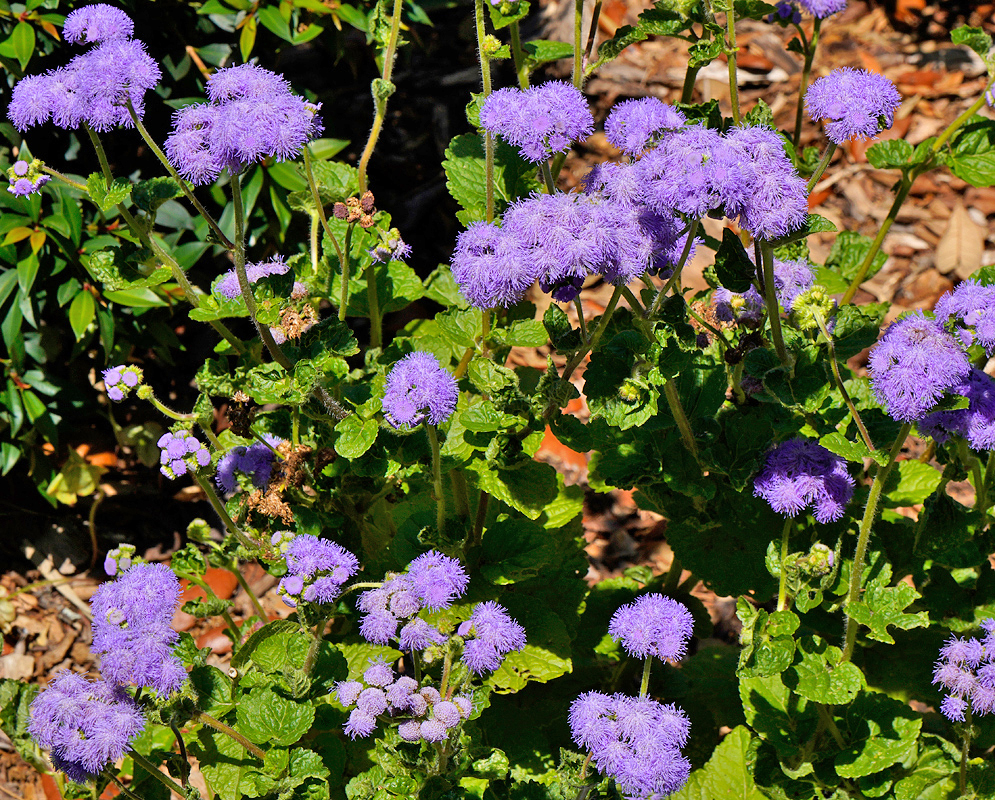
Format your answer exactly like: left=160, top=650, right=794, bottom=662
left=568, top=691, right=691, bottom=798
left=216, top=434, right=282, bottom=495
left=603, top=97, right=686, bottom=155
left=457, top=601, right=527, bottom=674
left=773, top=257, right=815, bottom=312
left=406, top=550, right=469, bottom=610
left=102, top=364, right=143, bottom=402
left=357, top=574, right=422, bottom=644
left=278, top=534, right=359, bottom=607
left=6, top=159, right=50, bottom=197
left=90, top=562, right=186, bottom=696
left=934, top=279, right=995, bottom=355
left=799, top=0, right=847, bottom=17
left=806, top=68, right=901, bottom=144
left=608, top=594, right=694, bottom=662
left=157, top=430, right=211, bottom=479
left=919, top=368, right=995, bottom=452
left=370, top=228, right=412, bottom=263
left=868, top=311, right=971, bottom=421
left=933, top=622, right=995, bottom=721
left=479, top=82, right=594, bottom=162
left=103, top=543, right=139, bottom=577
left=753, top=438, right=855, bottom=523
left=382, top=351, right=459, bottom=429
left=450, top=221, right=535, bottom=309
left=768, top=1, right=802, bottom=24
left=29, top=673, right=145, bottom=783
left=165, top=63, right=322, bottom=185
left=714, top=286, right=764, bottom=325
left=214, top=256, right=292, bottom=300
left=63, top=4, right=134, bottom=43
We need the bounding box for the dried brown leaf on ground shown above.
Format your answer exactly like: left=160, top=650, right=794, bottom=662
left=936, top=202, right=985, bottom=280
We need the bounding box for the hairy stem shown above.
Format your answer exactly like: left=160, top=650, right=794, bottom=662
left=541, top=160, right=556, bottom=194
left=340, top=222, right=355, bottom=320
left=680, top=64, right=701, bottom=104
left=759, top=241, right=789, bottom=366
left=573, top=0, right=584, bottom=88
left=776, top=518, right=793, bottom=612
left=365, top=259, right=383, bottom=350
left=192, top=472, right=259, bottom=550
left=792, top=19, right=819, bottom=148
left=510, top=21, right=529, bottom=88
left=427, top=424, right=446, bottom=533
left=451, top=469, right=471, bottom=520
left=663, top=379, right=698, bottom=463
left=302, top=147, right=346, bottom=286
left=648, top=218, right=699, bottom=317
left=961, top=706, right=973, bottom=795
left=358, top=0, right=404, bottom=194
left=725, top=0, right=740, bottom=125
left=194, top=711, right=267, bottom=760
left=582, top=0, right=602, bottom=72
left=231, top=560, right=267, bottom=621
left=556, top=285, right=623, bottom=391
left=474, top=0, right=496, bottom=222
left=638, top=656, right=653, bottom=699
left=573, top=296, right=589, bottom=342
left=806, top=141, right=837, bottom=192
left=128, top=750, right=194, bottom=798
left=814, top=312, right=874, bottom=452
left=40, top=166, right=88, bottom=192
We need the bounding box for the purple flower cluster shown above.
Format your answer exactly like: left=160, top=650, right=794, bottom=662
left=768, top=1, right=802, bottom=23
left=103, top=544, right=138, bottom=577
left=382, top=352, right=459, bottom=429
left=934, top=279, right=995, bottom=354
left=714, top=286, right=764, bottom=325
left=216, top=434, right=282, bottom=495
left=28, top=672, right=145, bottom=783
left=8, top=5, right=159, bottom=132
left=799, top=0, right=847, bottom=17
left=90, top=563, right=186, bottom=696
left=919, top=369, right=995, bottom=452
left=868, top=311, right=970, bottom=422
left=102, top=364, right=143, bottom=402
left=569, top=691, right=691, bottom=798
left=608, top=594, right=694, bottom=662
left=6, top=159, right=50, bottom=197
left=753, top=438, right=855, bottom=523
left=933, top=621, right=995, bottom=721
left=214, top=256, right=292, bottom=300
left=457, top=601, right=527, bottom=674
left=370, top=229, right=412, bottom=263
left=358, top=550, right=468, bottom=645
left=335, top=660, right=473, bottom=741
left=806, top=68, right=901, bottom=144
left=603, top=97, right=686, bottom=155
left=165, top=63, right=322, bottom=185
left=276, top=533, right=359, bottom=607
left=479, top=82, right=594, bottom=162
left=773, top=257, right=815, bottom=312
left=157, top=430, right=211, bottom=479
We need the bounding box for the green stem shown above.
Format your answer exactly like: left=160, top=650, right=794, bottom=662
left=662, top=556, right=682, bottom=592
left=128, top=750, right=193, bottom=798
left=231, top=561, right=267, bottom=621
left=841, top=422, right=912, bottom=663
left=806, top=141, right=837, bottom=193
left=474, top=0, right=496, bottom=222
left=147, top=394, right=197, bottom=422
left=686, top=301, right=729, bottom=348
left=192, top=472, right=259, bottom=550
left=40, top=166, right=88, bottom=192
left=681, top=64, right=701, bottom=104
left=440, top=645, right=454, bottom=696
left=450, top=470, right=471, bottom=520
left=648, top=219, right=699, bottom=317
left=725, top=0, right=740, bottom=125
left=104, top=770, right=145, bottom=800
left=573, top=296, right=589, bottom=342
left=125, top=99, right=233, bottom=249
left=817, top=703, right=845, bottom=749
left=814, top=312, right=874, bottom=452
left=582, top=0, right=603, bottom=73
left=554, top=285, right=623, bottom=394
left=366, top=260, right=383, bottom=349
left=304, top=615, right=328, bottom=675
left=638, top=656, right=653, bottom=699
left=620, top=284, right=646, bottom=317
left=573, top=0, right=584, bottom=89
left=358, top=0, right=404, bottom=194
left=510, top=21, right=529, bottom=88
left=302, top=147, right=346, bottom=283
left=221, top=609, right=240, bottom=641
left=84, top=123, right=114, bottom=185
left=292, top=407, right=300, bottom=448
left=194, top=711, right=267, bottom=760
left=730, top=361, right=746, bottom=404
left=759, top=241, right=789, bottom=366
left=169, top=721, right=190, bottom=787
left=776, top=517, right=793, bottom=612
left=472, top=491, right=489, bottom=547
left=340, top=222, right=355, bottom=320
left=427, top=424, right=446, bottom=533
left=663, top=379, right=698, bottom=463
left=960, top=706, right=973, bottom=796
left=792, top=19, right=819, bottom=149
left=540, top=160, right=556, bottom=194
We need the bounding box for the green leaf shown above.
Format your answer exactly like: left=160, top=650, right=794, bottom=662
left=334, top=415, right=379, bottom=459
left=714, top=227, right=755, bottom=293
left=480, top=517, right=558, bottom=584
left=893, top=742, right=958, bottom=800
left=240, top=14, right=257, bottom=60
left=236, top=688, right=315, bottom=746
left=189, top=666, right=235, bottom=718
left=832, top=302, right=887, bottom=362
left=190, top=723, right=255, bottom=800
left=68, top=291, right=95, bottom=341
left=774, top=213, right=837, bottom=247
left=687, top=37, right=724, bottom=69
left=336, top=642, right=402, bottom=682
left=735, top=0, right=777, bottom=19
left=132, top=177, right=184, bottom=216
left=488, top=0, right=529, bottom=29
left=487, top=605, right=572, bottom=692
left=466, top=456, right=559, bottom=520
left=743, top=99, right=774, bottom=128
left=740, top=671, right=818, bottom=761
left=883, top=459, right=943, bottom=507
left=521, top=40, right=574, bottom=72
left=593, top=7, right=691, bottom=67
left=824, top=230, right=888, bottom=285
left=256, top=5, right=294, bottom=40
left=951, top=25, right=993, bottom=60
left=443, top=133, right=538, bottom=223
left=785, top=635, right=863, bottom=704
left=945, top=116, right=995, bottom=188
left=835, top=692, right=921, bottom=779
left=847, top=558, right=929, bottom=644
left=86, top=173, right=133, bottom=212
left=819, top=431, right=886, bottom=466
left=914, top=491, right=992, bottom=567
left=501, top=319, right=549, bottom=348
left=866, top=139, right=914, bottom=170
left=672, top=726, right=768, bottom=800
left=424, top=264, right=470, bottom=309
left=737, top=601, right=798, bottom=678
left=543, top=303, right=583, bottom=352
left=10, top=22, right=35, bottom=70
left=231, top=619, right=300, bottom=671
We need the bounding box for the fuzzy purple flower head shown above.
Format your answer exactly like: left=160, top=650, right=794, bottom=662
left=806, top=68, right=901, bottom=144
left=214, top=256, right=292, bottom=300
left=157, top=430, right=211, bottom=479
left=768, top=1, right=802, bottom=23
left=90, top=562, right=186, bottom=696
left=714, top=286, right=764, bottom=325
left=868, top=311, right=971, bottom=422
left=278, top=534, right=359, bottom=607
left=6, top=159, right=50, bottom=197
left=406, top=550, right=469, bottom=610
left=773, top=257, right=816, bottom=312
left=754, top=438, right=855, bottom=523
left=29, top=673, right=145, bottom=783
left=216, top=434, right=283, bottom=495
left=450, top=221, right=535, bottom=309
left=63, top=4, right=134, bottom=43
left=357, top=574, right=422, bottom=645
left=608, top=594, right=694, bottom=662
left=603, top=97, right=686, bottom=155
left=933, top=621, right=995, bottom=721
left=799, top=0, right=847, bottom=17
left=458, top=601, right=527, bottom=674
left=919, top=368, right=995, bottom=452
left=102, top=364, right=143, bottom=402
left=934, top=279, right=995, bottom=355
left=382, top=351, right=459, bottom=429
left=370, top=228, right=412, bottom=263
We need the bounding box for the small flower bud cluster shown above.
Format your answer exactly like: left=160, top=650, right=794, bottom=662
left=457, top=601, right=527, bottom=674
left=216, top=434, right=282, bottom=495
left=370, top=228, right=412, bottom=263
left=103, top=543, right=140, bottom=577
left=382, top=352, right=459, bottom=430
left=277, top=533, right=359, bottom=607
left=801, top=543, right=834, bottom=578
left=214, top=256, right=292, bottom=300
left=335, top=660, right=472, bottom=741
left=790, top=285, right=836, bottom=333
left=714, top=287, right=765, bottom=326
left=333, top=191, right=376, bottom=228
left=6, top=159, right=50, bottom=197
left=157, top=430, right=211, bottom=479
left=358, top=550, right=468, bottom=645
left=608, top=594, right=694, bottom=662
left=933, top=620, right=995, bottom=722
left=102, top=364, right=143, bottom=402
left=754, top=438, right=855, bottom=523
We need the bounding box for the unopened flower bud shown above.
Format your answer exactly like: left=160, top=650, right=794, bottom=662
left=791, top=285, right=836, bottom=333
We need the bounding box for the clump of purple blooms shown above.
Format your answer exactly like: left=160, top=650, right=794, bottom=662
left=382, top=352, right=459, bottom=429
left=934, top=279, right=995, bottom=354
left=216, top=434, right=282, bottom=495
left=868, top=311, right=971, bottom=422
left=90, top=562, right=186, bottom=696
left=8, top=5, right=160, bottom=133
left=103, top=543, right=138, bottom=577
left=772, top=257, right=816, bottom=312
left=6, top=159, right=50, bottom=197
left=799, top=0, right=848, bottom=17
left=608, top=594, right=694, bottom=662
left=164, top=63, right=322, bottom=185
left=603, top=97, right=686, bottom=155
left=457, top=601, right=527, bottom=674
left=768, top=1, right=802, bottom=24
left=214, top=256, right=292, bottom=300
left=806, top=68, right=902, bottom=144
left=335, top=660, right=473, bottom=741
left=714, top=286, right=765, bottom=325
left=276, top=533, right=360, bottom=607
left=933, top=620, right=995, bottom=721
left=479, top=81, right=594, bottom=162
left=919, top=368, right=995, bottom=452
left=157, top=430, right=211, bottom=479
left=449, top=222, right=533, bottom=309
left=568, top=691, right=691, bottom=798
left=28, top=673, right=145, bottom=783
left=102, top=364, right=143, bottom=402
left=370, top=228, right=412, bottom=263
left=754, top=438, right=855, bottom=523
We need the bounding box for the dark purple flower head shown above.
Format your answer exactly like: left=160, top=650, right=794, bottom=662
left=216, top=434, right=282, bottom=495
left=278, top=534, right=359, bottom=607
left=157, top=430, right=211, bottom=479
left=608, top=594, right=694, bottom=662
left=450, top=221, right=535, bottom=309
left=458, top=601, right=526, bottom=674
left=806, top=68, right=901, bottom=144
left=753, top=438, right=855, bottom=523
left=214, top=256, right=291, bottom=300
left=383, top=351, right=459, bottom=429
left=480, top=82, right=593, bottom=162
left=29, top=673, right=145, bottom=783
left=714, top=286, right=764, bottom=325
left=868, top=311, right=971, bottom=421
left=371, top=228, right=412, bottom=263
left=102, top=364, right=143, bottom=402
left=919, top=368, right=995, bottom=452
left=63, top=5, right=135, bottom=43
left=935, top=279, right=995, bottom=355
left=604, top=97, right=686, bottom=155
left=799, top=0, right=847, bottom=17
left=90, top=563, right=185, bottom=696
left=768, top=1, right=802, bottom=23
left=407, top=550, right=469, bottom=610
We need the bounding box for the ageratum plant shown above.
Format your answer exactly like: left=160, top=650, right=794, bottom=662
left=4, top=1, right=995, bottom=799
